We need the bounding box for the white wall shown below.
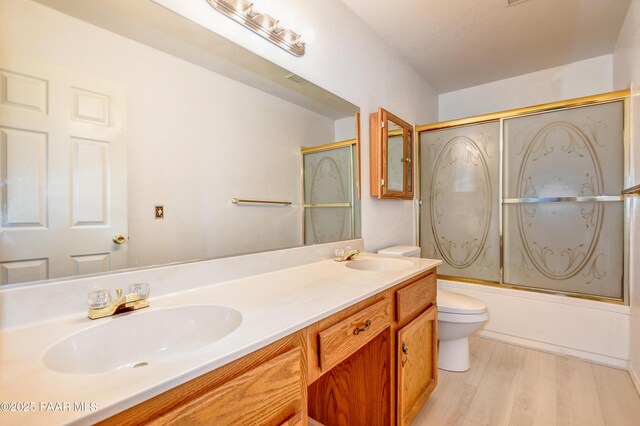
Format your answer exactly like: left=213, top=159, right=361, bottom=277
left=154, top=0, right=440, bottom=253
left=334, top=116, right=356, bottom=141
left=1, top=0, right=336, bottom=268
left=613, top=0, right=640, bottom=390
left=439, top=55, right=613, bottom=121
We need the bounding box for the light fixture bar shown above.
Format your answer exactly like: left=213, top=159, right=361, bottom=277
left=205, top=0, right=305, bottom=57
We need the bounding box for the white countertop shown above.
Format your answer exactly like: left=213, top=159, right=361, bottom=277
left=0, top=253, right=440, bottom=425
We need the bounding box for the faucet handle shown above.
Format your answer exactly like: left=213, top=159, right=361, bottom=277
left=88, top=290, right=111, bottom=309
left=129, top=283, right=150, bottom=299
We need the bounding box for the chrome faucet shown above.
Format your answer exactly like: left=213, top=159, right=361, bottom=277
left=87, top=284, right=150, bottom=320
left=334, top=247, right=360, bottom=262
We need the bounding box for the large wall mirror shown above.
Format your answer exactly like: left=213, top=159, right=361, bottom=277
left=0, top=0, right=361, bottom=287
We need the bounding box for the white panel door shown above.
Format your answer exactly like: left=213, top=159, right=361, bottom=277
left=0, top=53, right=127, bottom=285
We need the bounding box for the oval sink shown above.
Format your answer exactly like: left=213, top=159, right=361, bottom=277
left=345, top=258, right=414, bottom=272
left=42, top=305, right=242, bottom=374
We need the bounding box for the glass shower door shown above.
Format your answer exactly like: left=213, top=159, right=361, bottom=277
left=419, top=96, right=626, bottom=301
left=502, top=101, right=624, bottom=299
left=420, top=122, right=501, bottom=282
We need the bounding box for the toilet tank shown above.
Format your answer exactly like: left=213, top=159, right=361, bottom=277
left=377, top=245, right=421, bottom=258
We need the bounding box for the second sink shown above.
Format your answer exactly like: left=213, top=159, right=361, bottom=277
left=345, top=258, right=414, bottom=271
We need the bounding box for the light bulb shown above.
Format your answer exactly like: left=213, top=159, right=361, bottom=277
left=277, top=12, right=295, bottom=30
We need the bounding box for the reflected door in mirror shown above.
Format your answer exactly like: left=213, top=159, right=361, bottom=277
left=0, top=53, right=128, bottom=285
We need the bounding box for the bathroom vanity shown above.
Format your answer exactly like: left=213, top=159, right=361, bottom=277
left=102, top=264, right=438, bottom=425
left=0, top=252, right=440, bottom=426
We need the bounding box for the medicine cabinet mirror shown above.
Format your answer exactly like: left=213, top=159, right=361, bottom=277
left=369, top=108, right=414, bottom=199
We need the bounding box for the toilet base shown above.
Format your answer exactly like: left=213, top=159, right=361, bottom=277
left=438, top=337, right=470, bottom=372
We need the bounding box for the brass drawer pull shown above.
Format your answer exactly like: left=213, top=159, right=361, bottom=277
left=353, top=319, right=372, bottom=335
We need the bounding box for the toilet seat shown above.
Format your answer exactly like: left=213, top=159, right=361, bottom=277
left=438, top=289, right=487, bottom=315
left=438, top=310, right=490, bottom=324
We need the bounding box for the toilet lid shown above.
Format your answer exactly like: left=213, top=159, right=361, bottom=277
left=437, top=289, right=487, bottom=314
left=377, top=245, right=421, bottom=257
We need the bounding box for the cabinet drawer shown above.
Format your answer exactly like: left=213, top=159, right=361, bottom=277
left=396, top=273, right=436, bottom=325
left=152, top=348, right=304, bottom=425
left=318, top=299, right=390, bottom=371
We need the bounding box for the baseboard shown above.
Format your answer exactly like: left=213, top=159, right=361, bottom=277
left=630, top=364, right=640, bottom=397
left=478, top=329, right=629, bottom=370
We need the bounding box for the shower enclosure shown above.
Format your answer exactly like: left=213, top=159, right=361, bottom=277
left=419, top=91, right=629, bottom=302
left=302, top=141, right=360, bottom=245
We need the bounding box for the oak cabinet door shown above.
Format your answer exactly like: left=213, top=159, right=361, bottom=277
left=397, top=305, right=438, bottom=426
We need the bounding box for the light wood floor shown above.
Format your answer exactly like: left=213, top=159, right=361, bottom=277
left=412, top=336, right=640, bottom=426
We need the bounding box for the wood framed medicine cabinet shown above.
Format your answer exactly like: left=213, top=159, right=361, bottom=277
left=370, top=108, right=414, bottom=199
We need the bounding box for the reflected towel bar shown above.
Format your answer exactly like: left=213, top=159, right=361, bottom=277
left=622, top=184, right=640, bottom=196
left=231, top=198, right=292, bottom=206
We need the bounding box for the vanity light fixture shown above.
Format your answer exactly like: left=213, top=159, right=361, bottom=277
left=205, top=0, right=306, bottom=56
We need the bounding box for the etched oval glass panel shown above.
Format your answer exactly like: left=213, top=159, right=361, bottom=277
left=430, top=137, right=492, bottom=269
left=515, top=122, right=603, bottom=280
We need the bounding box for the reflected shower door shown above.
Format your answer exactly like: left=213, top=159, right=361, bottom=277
left=503, top=101, right=624, bottom=299
left=420, top=122, right=501, bottom=282
left=302, top=144, right=356, bottom=244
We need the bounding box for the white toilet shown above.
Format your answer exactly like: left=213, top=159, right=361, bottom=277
left=377, top=245, right=490, bottom=372
left=437, top=289, right=489, bottom=372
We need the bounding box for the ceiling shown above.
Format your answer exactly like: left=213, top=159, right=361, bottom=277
left=342, top=0, right=631, bottom=93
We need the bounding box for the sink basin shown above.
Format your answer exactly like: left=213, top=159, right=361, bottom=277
left=42, top=305, right=242, bottom=374
left=345, top=258, right=414, bottom=271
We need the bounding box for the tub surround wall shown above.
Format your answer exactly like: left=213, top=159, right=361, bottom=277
left=0, top=239, right=364, bottom=330
left=614, top=0, right=640, bottom=391
left=439, top=280, right=631, bottom=368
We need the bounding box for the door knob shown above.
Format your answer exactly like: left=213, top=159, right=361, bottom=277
left=112, top=234, right=127, bottom=245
